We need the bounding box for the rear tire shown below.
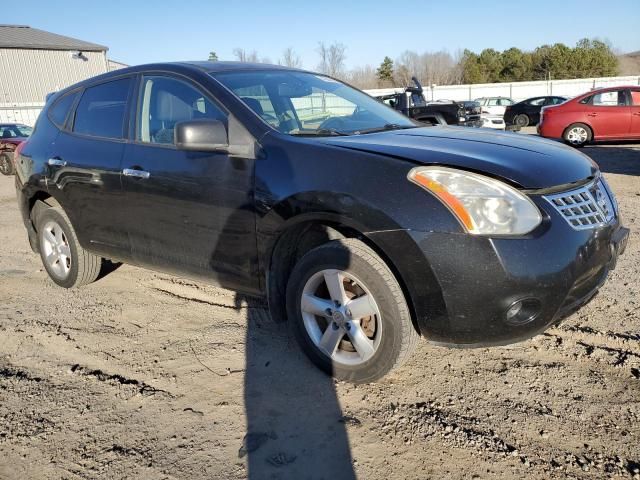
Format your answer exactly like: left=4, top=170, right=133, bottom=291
left=286, top=239, right=419, bottom=383
left=514, top=114, right=530, bottom=128
left=0, top=153, right=14, bottom=176
left=35, top=206, right=102, bottom=288
left=563, top=123, right=592, bottom=148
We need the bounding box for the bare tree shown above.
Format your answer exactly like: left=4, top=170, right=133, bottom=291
left=233, top=48, right=259, bottom=63
left=394, top=49, right=462, bottom=87
left=317, top=42, right=347, bottom=79
left=280, top=47, right=302, bottom=68
left=347, top=65, right=378, bottom=89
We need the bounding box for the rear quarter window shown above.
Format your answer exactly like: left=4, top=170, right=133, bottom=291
left=73, top=78, right=132, bottom=139
left=48, top=91, right=79, bottom=128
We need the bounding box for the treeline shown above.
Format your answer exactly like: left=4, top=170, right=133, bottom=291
left=460, top=39, right=618, bottom=84
left=208, top=38, right=620, bottom=89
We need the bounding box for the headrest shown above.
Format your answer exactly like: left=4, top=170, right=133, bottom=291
left=241, top=97, right=264, bottom=116
left=156, top=91, right=193, bottom=123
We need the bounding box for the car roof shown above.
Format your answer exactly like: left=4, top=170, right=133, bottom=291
left=48, top=61, right=310, bottom=100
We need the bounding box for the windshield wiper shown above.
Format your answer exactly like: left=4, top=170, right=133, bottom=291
left=353, top=123, right=417, bottom=135
left=291, top=128, right=350, bottom=137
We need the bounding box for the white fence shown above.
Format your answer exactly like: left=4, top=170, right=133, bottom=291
left=424, top=75, right=640, bottom=102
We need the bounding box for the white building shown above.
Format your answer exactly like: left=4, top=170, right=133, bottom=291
left=0, top=25, right=125, bottom=125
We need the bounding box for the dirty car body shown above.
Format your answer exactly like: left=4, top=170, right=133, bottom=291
left=14, top=62, right=629, bottom=381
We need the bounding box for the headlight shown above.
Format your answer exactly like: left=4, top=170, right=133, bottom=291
left=407, top=166, right=542, bottom=235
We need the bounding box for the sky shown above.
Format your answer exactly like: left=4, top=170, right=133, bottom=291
left=5, top=0, right=640, bottom=69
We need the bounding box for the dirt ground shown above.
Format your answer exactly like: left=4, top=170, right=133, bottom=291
left=1, top=138, right=639, bottom=480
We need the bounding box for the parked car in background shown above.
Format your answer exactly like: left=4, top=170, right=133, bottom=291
left=504, top=96, right=567, bottom=128
left=479, top=114, right=506, bottom=130
left=367, top=78, right=467, bottom=126
left=14, top=62, right=628, bottom=383
left=475, top=97, right=515, bottom=116
left=0, top=123, right=32, bottom=175
left=538, top=86, right=640, bottom=147
left=458, top=100, right=482, bottom=127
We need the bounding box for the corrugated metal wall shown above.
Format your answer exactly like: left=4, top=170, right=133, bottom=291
left=0, top=48, right=109, bottom=124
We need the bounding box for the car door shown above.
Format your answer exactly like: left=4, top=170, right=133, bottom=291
left=583, top=89, right=631, bottom=139
left=629, top=88, right=640, bottom=136
left=47, top=76, right=134, bottom=260
left=120, top=74, right=260, bottom=293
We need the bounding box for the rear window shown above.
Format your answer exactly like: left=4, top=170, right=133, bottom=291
left=73, top=78, right=131, bottom=139
left=48, top=91, right=79, bottom=128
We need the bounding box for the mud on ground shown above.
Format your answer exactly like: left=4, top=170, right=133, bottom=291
left=0, top=141, right=639, bottom=479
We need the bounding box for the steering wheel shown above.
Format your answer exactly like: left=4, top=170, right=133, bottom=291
left=318, top=117, right=347, bottom=132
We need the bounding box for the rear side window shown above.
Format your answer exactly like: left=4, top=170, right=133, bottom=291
left=48, top=91, right=78, bottom=128
left=73, top=78, right=131, bottom=139
left=630, top=90, right=640, bottom=105
left=590, top=90, right=626, bottom=106
left=527, top=98, right=546, bottom=106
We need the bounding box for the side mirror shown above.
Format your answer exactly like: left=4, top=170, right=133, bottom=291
left=174, top=119, right=228, bottom=152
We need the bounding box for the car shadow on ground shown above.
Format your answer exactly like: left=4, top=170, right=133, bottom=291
left=581, top=144, right=640, bottom=176
left=238, top=292, right=357, bottom=479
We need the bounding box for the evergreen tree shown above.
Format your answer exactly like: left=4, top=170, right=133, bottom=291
left=376, top=56, right=394, bottom=85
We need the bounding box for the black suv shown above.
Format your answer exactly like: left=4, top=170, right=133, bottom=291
left=15, top=62, right=629, bottom=383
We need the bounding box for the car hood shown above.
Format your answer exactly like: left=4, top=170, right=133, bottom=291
left=318, top=126, right=597, bottom=189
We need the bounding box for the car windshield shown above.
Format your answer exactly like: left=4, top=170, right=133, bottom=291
left=211, top=70, right=417, bottom=136
left=0, top=124, right=32, bottom=138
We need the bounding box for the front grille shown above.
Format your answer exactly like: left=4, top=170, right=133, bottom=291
left=544, top=179, right=615, bottom=230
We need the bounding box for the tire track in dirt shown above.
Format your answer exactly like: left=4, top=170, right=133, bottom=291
left=539, top=324, right=640, bottom=379
left=370, top=401, right=640, bottom=477
left=68, top=364, right=175, bottom=399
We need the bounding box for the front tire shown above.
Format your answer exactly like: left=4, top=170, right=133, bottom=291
left=563, top=123, right=592, bottom=148
left=0, top=153, right=14, bottom=176
left=36, top=206, right=102, bottom=288
left=286, top=239, right=419, bottom=383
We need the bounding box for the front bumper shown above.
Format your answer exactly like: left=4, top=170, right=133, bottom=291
left=368, top=200, right=629, bottom=347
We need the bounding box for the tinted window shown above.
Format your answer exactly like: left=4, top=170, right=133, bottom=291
left=528, top=98, right=546, bottom=106
left=138, top=76, right=227, bottom=144
left=49, top=91, right=78, bottom=128
left=73, top=78, right=131, bottom=139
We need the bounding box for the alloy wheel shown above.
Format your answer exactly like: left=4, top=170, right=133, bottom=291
left=41, top=220, right=72, bottom=279
left=300, top=269, right=382, bottom=366
left=567, top=126, right=588, bottom=145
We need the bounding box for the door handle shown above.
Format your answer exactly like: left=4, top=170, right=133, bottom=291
left=122, top=168, right=150, bottom=179
left=587, top=113, right=598, bottom=117
left=633, top=112, right=640, bottom=116
left=48, top=158, right=67, bottom=167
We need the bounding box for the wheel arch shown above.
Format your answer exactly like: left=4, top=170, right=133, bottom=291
left=264, top=213, right=428, bottom=337
left=21, top=190, right=60, bottom=252
left=563, top=121, right=594, bottom=143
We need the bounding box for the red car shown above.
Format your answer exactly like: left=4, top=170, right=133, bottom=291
left=538, top=86, right=640, bottom=147
left=0, top=123, right=33, bottom=175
